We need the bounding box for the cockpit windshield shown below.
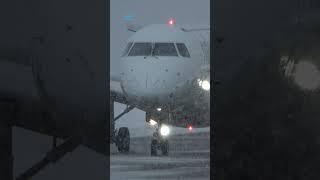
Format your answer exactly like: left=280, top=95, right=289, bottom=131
left=126, top=42, right=189, bottom=57
left=128, top=42, right=152, bottom=56
left=153, top=43, right=178, bottom=56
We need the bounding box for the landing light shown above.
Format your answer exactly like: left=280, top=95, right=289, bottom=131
left=198, top=79, right=210, bottom=91
left=160, top=124, right=170, bottom=136
left=201, top=80, right=210, bottom=91
left=149, top=119, right=158, bottom=126
left=293, top=61, right=320, bottom=91
left=157, top=107, right=162, bottom=112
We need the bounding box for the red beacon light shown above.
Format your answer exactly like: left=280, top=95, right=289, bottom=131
left=187, top=125, right=193, bottom=132
left=167, top=18, right=176, bottom=25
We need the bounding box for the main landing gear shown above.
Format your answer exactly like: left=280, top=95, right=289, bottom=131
left=116, top=127, right=130, bottom=152
left=110, top=100, right=133, bottom=153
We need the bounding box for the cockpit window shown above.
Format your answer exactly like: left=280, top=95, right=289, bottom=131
left=128, top=43, right=152, bottom=56
left=153, top=43, right=178, bottom=56
left=122, top=42, right=133, bottom=56
left=176, top=43, right=190, bottom=57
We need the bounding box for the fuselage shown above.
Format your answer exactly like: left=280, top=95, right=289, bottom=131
left=0, top=0, right=108, bottom=155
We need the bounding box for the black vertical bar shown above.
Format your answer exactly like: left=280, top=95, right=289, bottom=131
left=0, top=101, right=14, bottom=180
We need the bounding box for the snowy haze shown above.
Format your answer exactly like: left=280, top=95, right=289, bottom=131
left=111, top=0, right=210, bottom=134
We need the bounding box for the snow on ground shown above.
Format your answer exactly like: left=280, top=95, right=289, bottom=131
left=110, top=130, right=210, bottom=180
left=111, top=155, right=210, bottom=180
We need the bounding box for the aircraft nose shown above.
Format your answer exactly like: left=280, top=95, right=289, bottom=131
left=120, top=59, right=184, bottom=98
left=121, top=70, right=172, bottom=97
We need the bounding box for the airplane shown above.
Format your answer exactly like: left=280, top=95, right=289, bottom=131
left=0, top=0, right=108, bottom=179
left=110, top=19, right=211, bottom=156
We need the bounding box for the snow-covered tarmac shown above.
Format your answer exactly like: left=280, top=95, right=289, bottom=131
left=110, top=131, right=210, bottom=180
left=111, top=102, right=210, bottom=179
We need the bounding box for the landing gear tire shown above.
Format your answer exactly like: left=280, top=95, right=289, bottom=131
left=117, top=127, right=130, bottom=153
left=160, top=139, right=169, bottom=156
left=151, top=139, right=158, bottom=156
left=150, top=138, right=169, bottom=156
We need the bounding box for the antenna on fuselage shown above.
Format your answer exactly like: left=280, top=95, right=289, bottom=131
left=126, top=23, right=143, bottom=32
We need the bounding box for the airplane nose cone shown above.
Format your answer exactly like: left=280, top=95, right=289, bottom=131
left=122, top=69, right=174, bottom=97
left=120, top=57, right=188, bottom=99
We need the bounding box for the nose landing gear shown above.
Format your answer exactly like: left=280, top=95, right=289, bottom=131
left=150, top=129, right=169, bottom=156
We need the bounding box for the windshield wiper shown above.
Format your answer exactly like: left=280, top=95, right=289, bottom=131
left=151, top=45, right=159, bottom=59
